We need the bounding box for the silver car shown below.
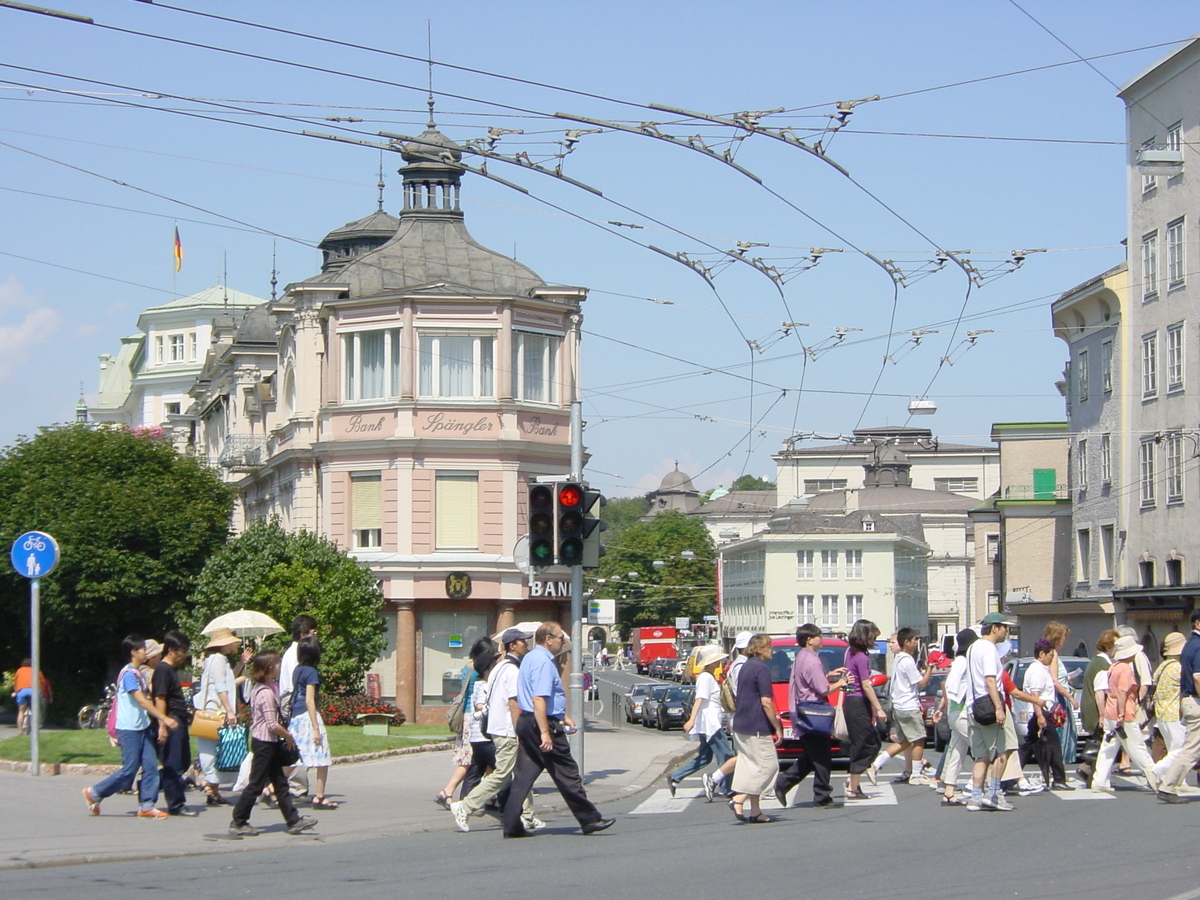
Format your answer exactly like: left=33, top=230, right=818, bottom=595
left=1005, top=655, right=1088, bottom=742
left=624, top=682, right=657, bottom=724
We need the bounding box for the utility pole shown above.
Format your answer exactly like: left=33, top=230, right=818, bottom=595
left=568, top=399, right=585, bottom=768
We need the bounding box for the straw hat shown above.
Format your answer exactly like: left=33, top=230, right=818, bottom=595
left=204, top=627, right=241, bottom=650
left=1113, top=634, right=1143, bottom=661
left=143, top=639, right=163, bottom=660
left=1163, top=632, right=1186, bottom=657
left=695, top=645, right=729, bottom=669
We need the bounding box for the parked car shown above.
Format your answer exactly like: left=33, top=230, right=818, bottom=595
left=649, top=657, right=674, bottom=679
left=670, top=659, right=688, bottom=681
left=655, top=686, right=694, bottom=729
left=640, top=683, right=671, bottom=727
left=1005, top=655, right=1088, bottom=742
left=767, top=635, right=889, bottom=763
left=625, top=682, right=657, bottom=724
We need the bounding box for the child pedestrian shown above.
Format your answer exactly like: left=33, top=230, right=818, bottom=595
left=229, top=650, right=318, bottom=836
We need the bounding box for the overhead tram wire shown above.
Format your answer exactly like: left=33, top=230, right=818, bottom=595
left=0, top=248, right=174, bottom=295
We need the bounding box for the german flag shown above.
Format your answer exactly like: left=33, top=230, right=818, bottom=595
left=173, top=226, right=183, bottom=273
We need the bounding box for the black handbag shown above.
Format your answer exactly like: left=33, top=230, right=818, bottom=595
left=971, top=695, right=997, bottom=726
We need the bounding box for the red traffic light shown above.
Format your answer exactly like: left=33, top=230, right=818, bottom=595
left=558, top=484, right=582, bottom=508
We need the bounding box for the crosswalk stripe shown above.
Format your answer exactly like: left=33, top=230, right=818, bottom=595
left=630, top=787, right=704, bottom=814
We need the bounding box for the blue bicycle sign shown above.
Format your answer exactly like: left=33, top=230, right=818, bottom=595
left=10, top=531, right=60, bottom=578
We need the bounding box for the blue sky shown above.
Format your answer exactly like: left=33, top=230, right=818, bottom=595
left=0, top=1, right=1191, bottom=496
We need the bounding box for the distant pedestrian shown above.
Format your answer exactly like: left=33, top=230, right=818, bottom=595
left=502, top=622, right=613, bottom=838
left=1151, top=632, right=1185, bottom=784
left=728, top=634, right=782, bottom=823
left=280, top=614, right=317, bottom=798
left=450, top=627, right=544, bottom=833
left=288, top=636, right=337, bottom=810
left=436, top=637, right=498, bottom=808
left=937, top=628, right=978, bottom=806
left=229, top=649, right=317, bottom=836
left=965, top=613, right=1015, bottom=812
left=82, top=635, right=179, bottom=819
left=1092, top=634, right=1159, bottom=794
left=1078, top=629, right=1118, bottom=786
left=152, top=631, right=198, bottom=816
left=844, top=619, right=885, bottom=800
left=462, top=640, right=501, bottom=802
left=1021, top=639, right=1071, bottom=790
left=775, top=624, right=846, bottom=809
left=12, top=658, right=50, bottom=736
left=1043, top=622, right=1079, bottom=764
left=705, top=631, right=753, bottom=798
left=194, top=628, right=246, bottom=807
left=668, top=645, right=732, bottom=796
left=1159, top=611, right=1200, bottom=803
left=869, top=627, right=931, bottom=785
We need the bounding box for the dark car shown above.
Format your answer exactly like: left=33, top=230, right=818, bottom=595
left=655, top=686, right=694, bottom=730
left=640, top=683, right=671, bottom=727
left=625, top=682, right=657, bottom=724
left=649, top=657, right=675, bottom=679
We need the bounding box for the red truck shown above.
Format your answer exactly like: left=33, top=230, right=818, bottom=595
left=630, top=626, right=678, bottom=675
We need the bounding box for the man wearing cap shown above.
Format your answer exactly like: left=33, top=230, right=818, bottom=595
left=666, top=645, right=732, bottom=796
left=450, top=626, right=544, bottom=832
left=965, top=613, right=1015, bottom=811
left=502, top=622, right=613, bottom=838
left=1093, top=634, right=1159, bottom=793
left=1160, top=611, right=1200, bottom=802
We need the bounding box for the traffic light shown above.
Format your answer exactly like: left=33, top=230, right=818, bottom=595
left=556, top=482, right=585, bottom=565
left=581, top=488, right=606, bottom=568
left=528, top=484, right=554, bottom=568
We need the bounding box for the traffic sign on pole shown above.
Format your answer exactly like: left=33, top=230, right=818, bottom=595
left=10, top=531, right=58, bottom=778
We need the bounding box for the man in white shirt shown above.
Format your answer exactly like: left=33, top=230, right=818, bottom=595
left=966, top=613, right=1014, bottom=811
left=451, top=627, right=543, bottom=832
left=870, top=628, right=932, bottom=785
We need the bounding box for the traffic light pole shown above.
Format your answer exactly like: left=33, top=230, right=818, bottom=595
left=568, top=399, right=584, bottom=767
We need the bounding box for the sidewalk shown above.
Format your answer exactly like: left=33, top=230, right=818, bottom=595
left=0, top=721, right=692, bottom=869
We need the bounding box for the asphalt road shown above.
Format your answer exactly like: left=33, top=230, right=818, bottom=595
left=8, top=755, right=1200, bottom=899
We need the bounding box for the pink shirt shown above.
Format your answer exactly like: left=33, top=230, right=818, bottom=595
left=249, top=683, right=282, bottom=742
left=1104, top=661, right=1139, bottom=722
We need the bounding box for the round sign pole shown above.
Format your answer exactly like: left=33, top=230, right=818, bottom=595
left=10, top=531, right=60, bottom=777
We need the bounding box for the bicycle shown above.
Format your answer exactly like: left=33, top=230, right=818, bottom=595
left=76, top=683, right=117, bottom=730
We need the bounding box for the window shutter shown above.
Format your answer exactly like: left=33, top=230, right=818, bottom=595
left=436, top=473, right=479, bottom=549
left=351, top=473, right=382, bottom=530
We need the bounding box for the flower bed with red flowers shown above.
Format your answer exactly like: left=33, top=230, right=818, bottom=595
left=319, top=693, right=406, bottom=727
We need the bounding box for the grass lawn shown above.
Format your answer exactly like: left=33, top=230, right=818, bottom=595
left=0, top=724, right=455, bottom=765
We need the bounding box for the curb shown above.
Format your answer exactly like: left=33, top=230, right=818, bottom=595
left=0, top=741, right=456, bottom=777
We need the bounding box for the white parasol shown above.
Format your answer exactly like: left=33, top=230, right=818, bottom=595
left=201, top=609, right=285, bottom=639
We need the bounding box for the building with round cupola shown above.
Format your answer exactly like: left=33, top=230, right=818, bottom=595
left=185, top=115, right=587, bottom=722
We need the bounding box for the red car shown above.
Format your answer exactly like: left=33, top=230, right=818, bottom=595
left=765, top=635, right=888, bottom=762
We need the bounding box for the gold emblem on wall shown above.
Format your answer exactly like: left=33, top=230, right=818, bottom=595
left=445, top=572, right=472, bottom=600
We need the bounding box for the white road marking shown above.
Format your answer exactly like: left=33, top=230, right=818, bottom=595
left=630, top=787, right=704, bottom=814
left=1049, top=787, right=1116, bottom=800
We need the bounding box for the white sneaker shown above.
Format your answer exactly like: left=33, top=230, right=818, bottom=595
left=523, top=816, right=547, bottom=831
left=979, top=794, right=997, bottom=810
left=450, top=801, right=470, bottom=833
left=965, top=797, right=983, bottom=812
left=865, top=766, right=878, bottom=786
left=991, top=796, right=1015, bottom=811
left=702, top=773, right=715, bottom=803
left=908, top=773, right=933, bottom=786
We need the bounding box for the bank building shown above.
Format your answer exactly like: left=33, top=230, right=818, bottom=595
left=92, top=118, right=587, bottom=723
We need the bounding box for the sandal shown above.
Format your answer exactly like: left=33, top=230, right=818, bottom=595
left=744, top=814, right=774, bottom=823
left=844, top=789, right=867, bottom=800
left=434, top=791, right=452, bottom=810
left=312, top=796, right=340, bottom=810
left=940, top=795, right=966, bottom=806
left=726, top=798, right=744, bottom=821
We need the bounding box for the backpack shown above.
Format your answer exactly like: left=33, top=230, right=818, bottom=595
left=106, top=666, right=146, bottom=743
left=719, top=663, right=737, bottom=714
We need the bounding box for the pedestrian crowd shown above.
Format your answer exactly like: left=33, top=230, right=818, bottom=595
left=647, top=611, right=1200, bottom=820
left=79, top=615, right=334, bottom=836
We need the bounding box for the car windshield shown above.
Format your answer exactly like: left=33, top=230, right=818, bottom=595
left=768, top=646, right=846, bottom=682
left=1010, top=657, right=1089, bottom=690
left=630, top=685, right=650, bottom=697
left=664, top=688, right=687, bottom=701
left=650, top=685, right=669, bottom=699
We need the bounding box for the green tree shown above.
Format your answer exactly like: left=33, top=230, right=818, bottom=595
left=599, top=495, right=650, bottom=542
left=588, top=510, right=715, bottom=638
left=729, top=474, right=776, bottom=491
left=176, top=520, right=386, bottom=694
left=0, top=423, right=235, bottom=712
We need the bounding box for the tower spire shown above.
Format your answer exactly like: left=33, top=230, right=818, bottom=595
left=426, top=20, right=436, bottom=128
left=270, top=241, right=278, bottom=302
left=377, top=152, right=386, bottom=212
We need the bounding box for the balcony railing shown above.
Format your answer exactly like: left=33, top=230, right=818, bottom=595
left=1003, top=483, right=1069, bottom=500
left=219, top=434, right=268, bottom=470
